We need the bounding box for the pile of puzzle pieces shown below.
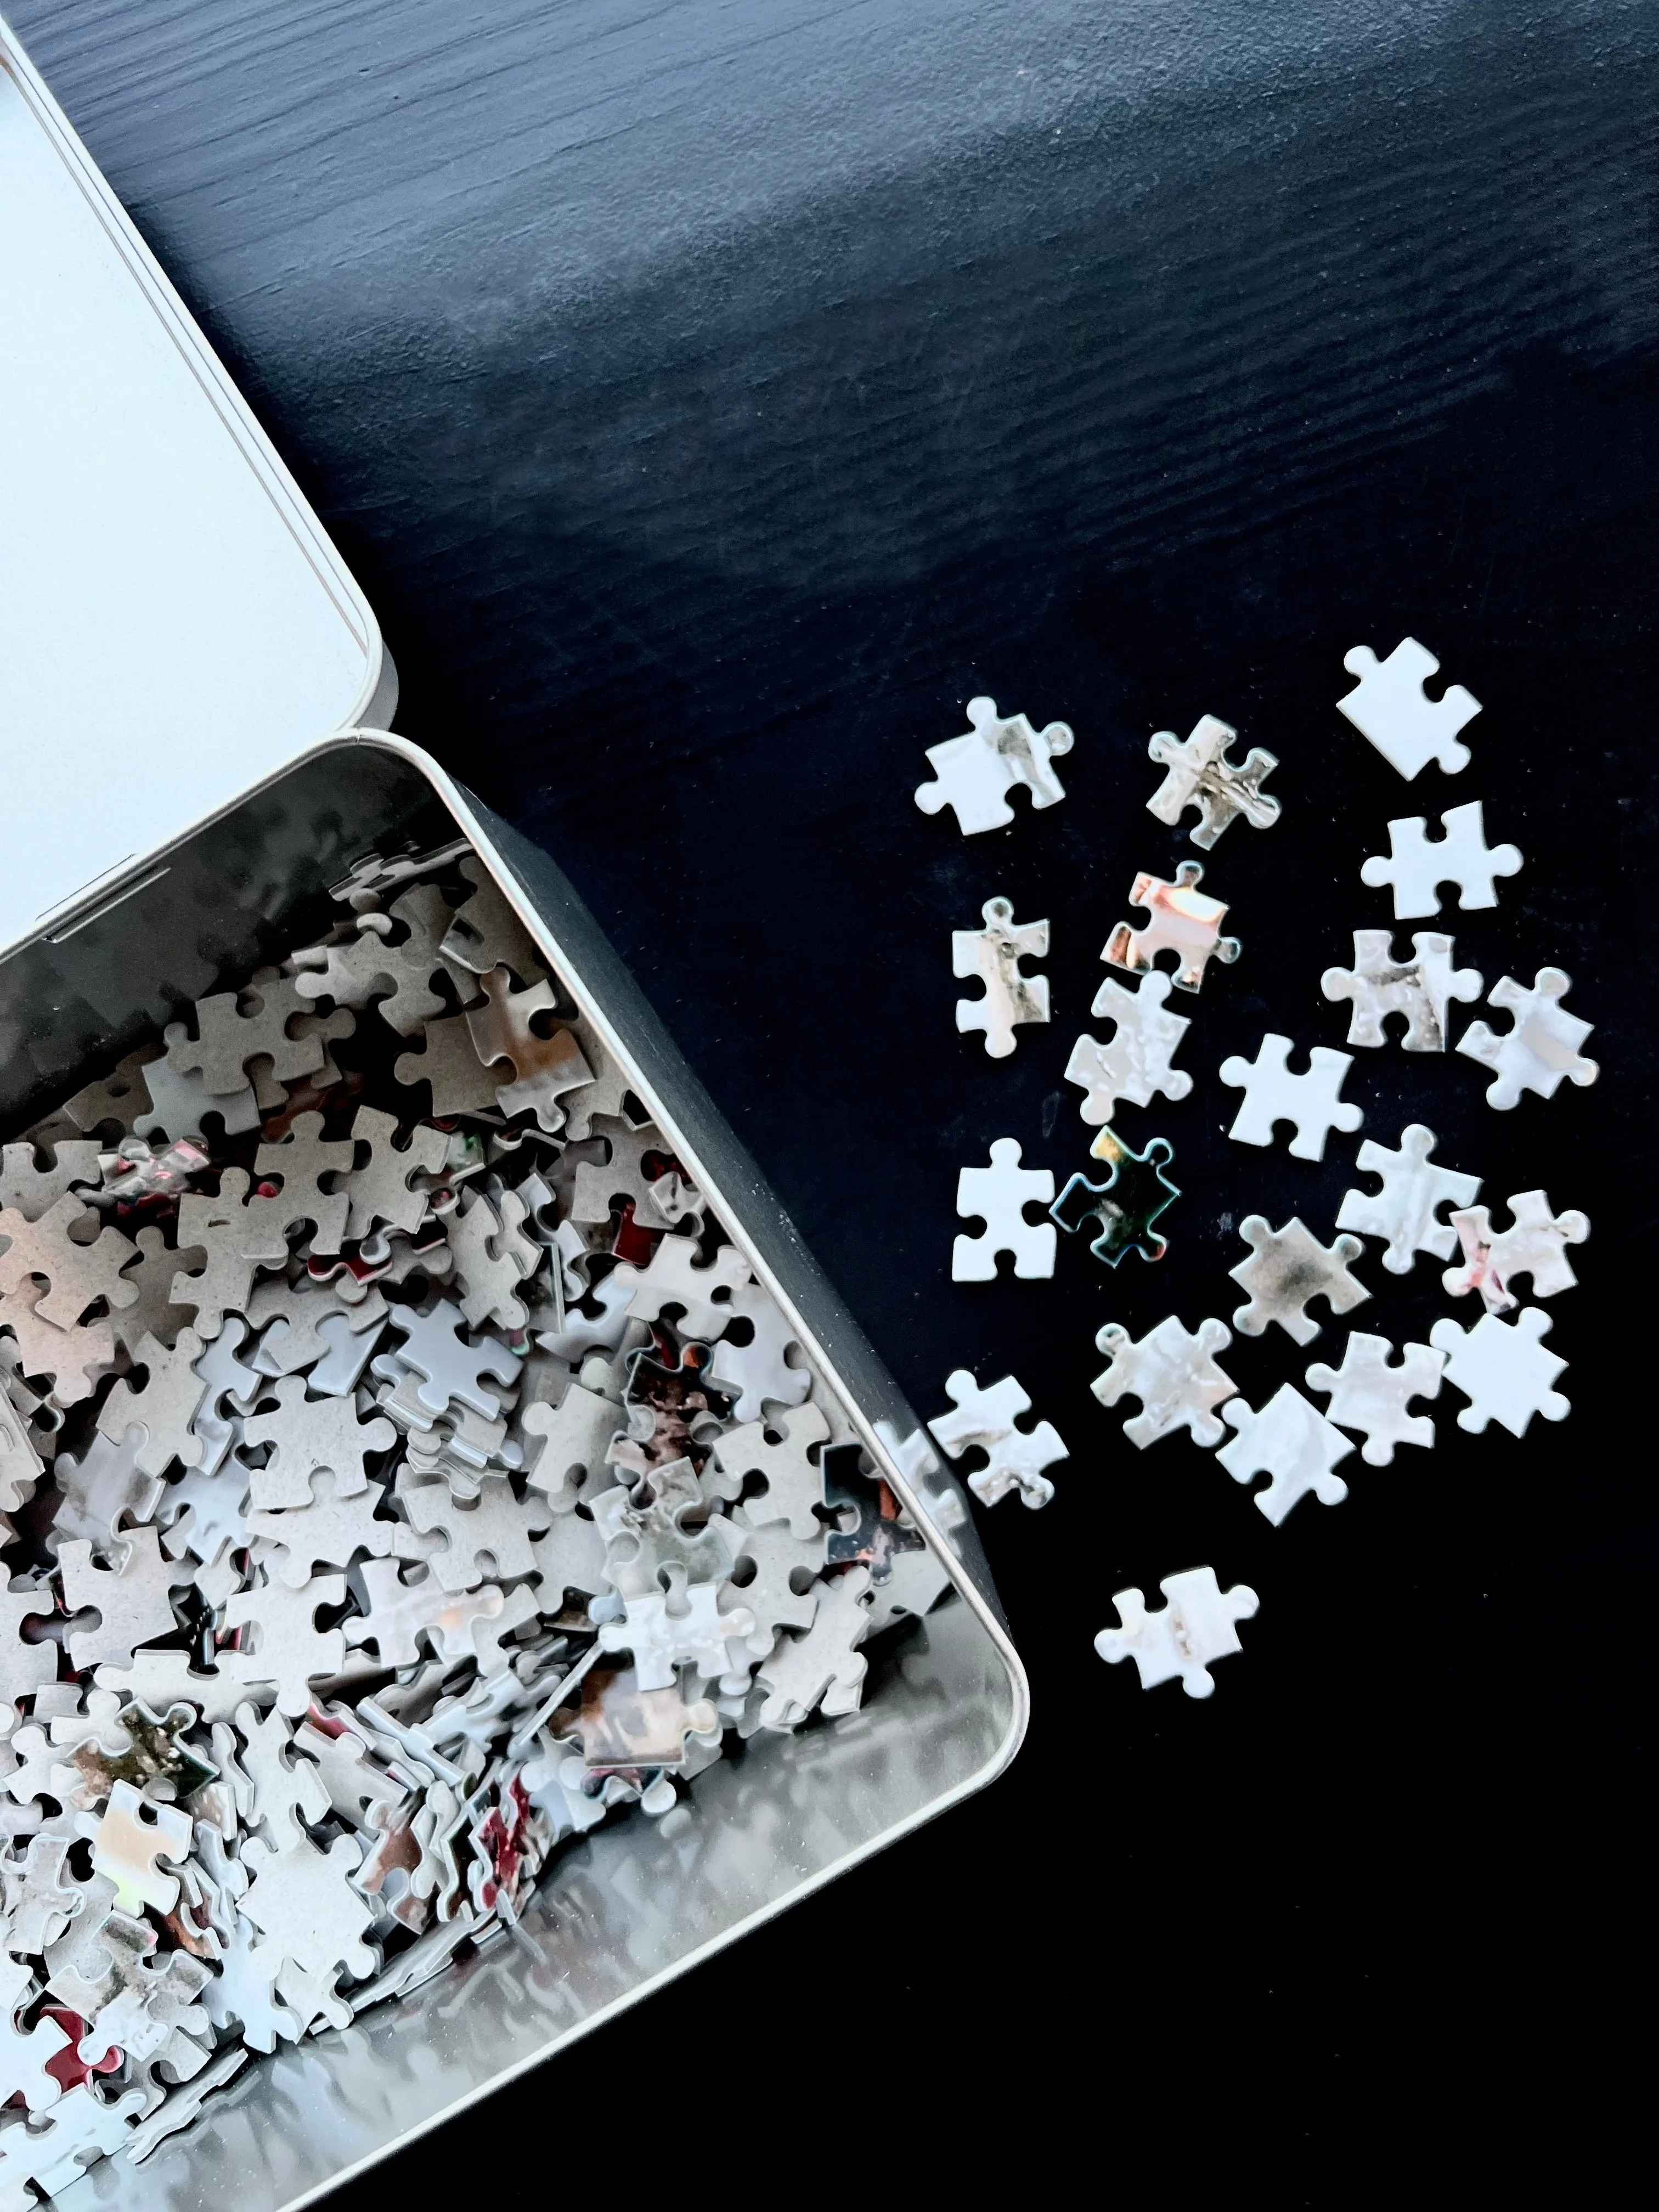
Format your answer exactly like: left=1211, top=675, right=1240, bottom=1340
left=916, top=647, right=1593, bottom=1696
left=0, top=846, right=952, bottom=2199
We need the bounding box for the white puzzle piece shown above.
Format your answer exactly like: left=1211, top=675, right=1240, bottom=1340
left=1305, top=1331, right=1444, bottom=1465
left=1218, top=1385, right=1355, bottom=1524
left=1442, top=1190, right=1589, bottom=1313
left=1064, top=970, right=1193, bottom=1125
left=914, top=696, right=1074, bottom=834
left=1429, top=1308, right=1570, bottom=1437
left=1321, top=931, right=1483, bottom=1053
left=1337, top=636, right=1479, bottom=778
left=1091, top=1316, right=1237, bottom=1448
left=952, top=1139, right=1056, bottom=1281
left=1360, top=800, right=1522, bottom=917
left=1219, top=1035, right=1364, bottom=1159
left=1094, top=1567, right=1257, bottom=1698
left=1104, top=861, right=1239, bottom=993
left=1457, top=968, right=1599, bottom=1110
left=927, top=1370, right=1067, bottom=1509
left=1145, top=714, right=1280, bottom=848
left=1336, top=1124, right=1481, bottom=1274
left=1230, top=1216, right=1369, bottom=1344
left=952, top=896, right=1051, bottom=1058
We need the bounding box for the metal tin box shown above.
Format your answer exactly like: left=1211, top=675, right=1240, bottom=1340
left=1, top=19, right=1028, bottom=2159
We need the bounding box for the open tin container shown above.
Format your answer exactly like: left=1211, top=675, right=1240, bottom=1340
left=1, top=22, right=1026, bottom=2209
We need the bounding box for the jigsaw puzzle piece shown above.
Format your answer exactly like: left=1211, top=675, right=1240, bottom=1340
left=1457, top=968, right=1599, bottom=1110
left=926, top=1369, right=1066, bottom=1510
left=1064, top=970, right=1193, bottom=1125
left=1146, top=714, right=1280, bottom=847
left=1091, top=1315, right=1237, bottom=1448
left=1429, top=1307, right=1570, bottom=1437
left=1360, top=800, right=1523, bottom=918
left=1442, top=1190, right=1589, bottom=1312
left=952, top=1139, right=1056, bottom=1280
left=1337, top=636, right=1479, bottom=778
left=914, top=697, right=1074, bottom=833
left=1050, top=1128, right=1178, bottom=1266
left=1220, top=1034, right=1363, bottom=1159
left=1335, top=1124, right=1481, bottom=1274
left=952, top=898, right=1050, bottom=1058
left=1104, top=860, right=1239, bottom=993
left=1229, top=1216, right=1369, bottom=1345
left=1305, top=1331, right=1443, bottom=1466
left=1321, top=930, right=1483, bottom=1052
left=1218, top=1385, right=1354, bottom=1524
left=1094, top=1567, right=1257, bottom=1697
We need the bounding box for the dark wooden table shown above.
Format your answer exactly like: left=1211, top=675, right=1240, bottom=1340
left=12, top=0, right=1656, bottom=2185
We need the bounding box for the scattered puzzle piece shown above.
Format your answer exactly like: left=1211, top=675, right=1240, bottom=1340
left=707, top=1278, right=810, bottom=1422
left=1360, top=799, right=1522, bottom=918
left=927, top=1370, right=1066, bottom=1510
left=1104, top=860, right=1239, bottom=993
left=291, top=883, right=454, bottom=1036
left=1050, top=1128, right=1178, bottom=1266
left=953, top=1139, right=1056, bottom=1281
left=1306, top=1331, right=1443, bottom=1465
left=1442, top=1190, right=1589, bottom=1312
left=1094, top=1568, right=1256, bottom=1698
left=1457, top=968, right=1599, bottom=1110
left=1218, top=1385, right=1354, bottom=1524
left=1429, top=1307, right=1570, bottom=1437
left=1321, top=930, right=1483, bottom=1053
left=1091, top=1316, right=1237, bottom=1448
left=0, top=1196, right=136, bottom=1333
left=913, top=696, right=1074, bottom=834
left=1064, top=969, right=1193, bottom=1126
left=1337, top=636, right=1479, bottom=778
left=1336, top=1124, right=1482, bottom=1274
left=58, top=1531, right=178, bottom=1670
left=1230, top=1216, right=1369, bottom=1345
left=1146, top=714, right=1280, bottom=848
left=1219, top=1034, right=1364, bottom=1159
left=952, top=897, right=1050, bottom=1058
left=77, top=1782, right=193, bottom=1916
left=341, top=1106, right=448, bottom=1241
left=709, top=1403, right=830, bottom=1538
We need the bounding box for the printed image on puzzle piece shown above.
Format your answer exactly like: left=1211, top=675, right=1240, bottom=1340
left=1103, top=860, right=1240, bottom=994
left=1321, top=932, right=1482, bottom=1053
left=1049, top=1128, right=1178, bottom=1266
left=1457, top=967, right=1599, bottom=1110
left=1144, top=714, right=1281, bottom=849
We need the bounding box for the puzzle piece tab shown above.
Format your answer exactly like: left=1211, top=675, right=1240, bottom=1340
left=1094, top=1567, right=1257, bottom=1698
left=953, top=898, right=1050, bottom=1058
left=1220, top=1035, right=1364, bottom=1159
left=1104, top=860, right=1239, bottom=994
left=1457, top=968, right=1599, bottom=1110
left=1146, top=714, right=1280, bottom=848
left=1321, top=930, right=1483, bottom=1053
left=914, top=696, right=1074, bottom=834
left=952, top=1139, right=1056, bottom=1281
left=1337, top=636, right=1479, bottom=778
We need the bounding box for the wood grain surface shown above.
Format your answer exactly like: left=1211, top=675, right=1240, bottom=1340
left=8, top=0, right=1657, bottom=2181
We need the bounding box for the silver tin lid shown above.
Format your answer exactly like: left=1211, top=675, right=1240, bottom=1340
left=0, top=22, right=395, bottom=952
